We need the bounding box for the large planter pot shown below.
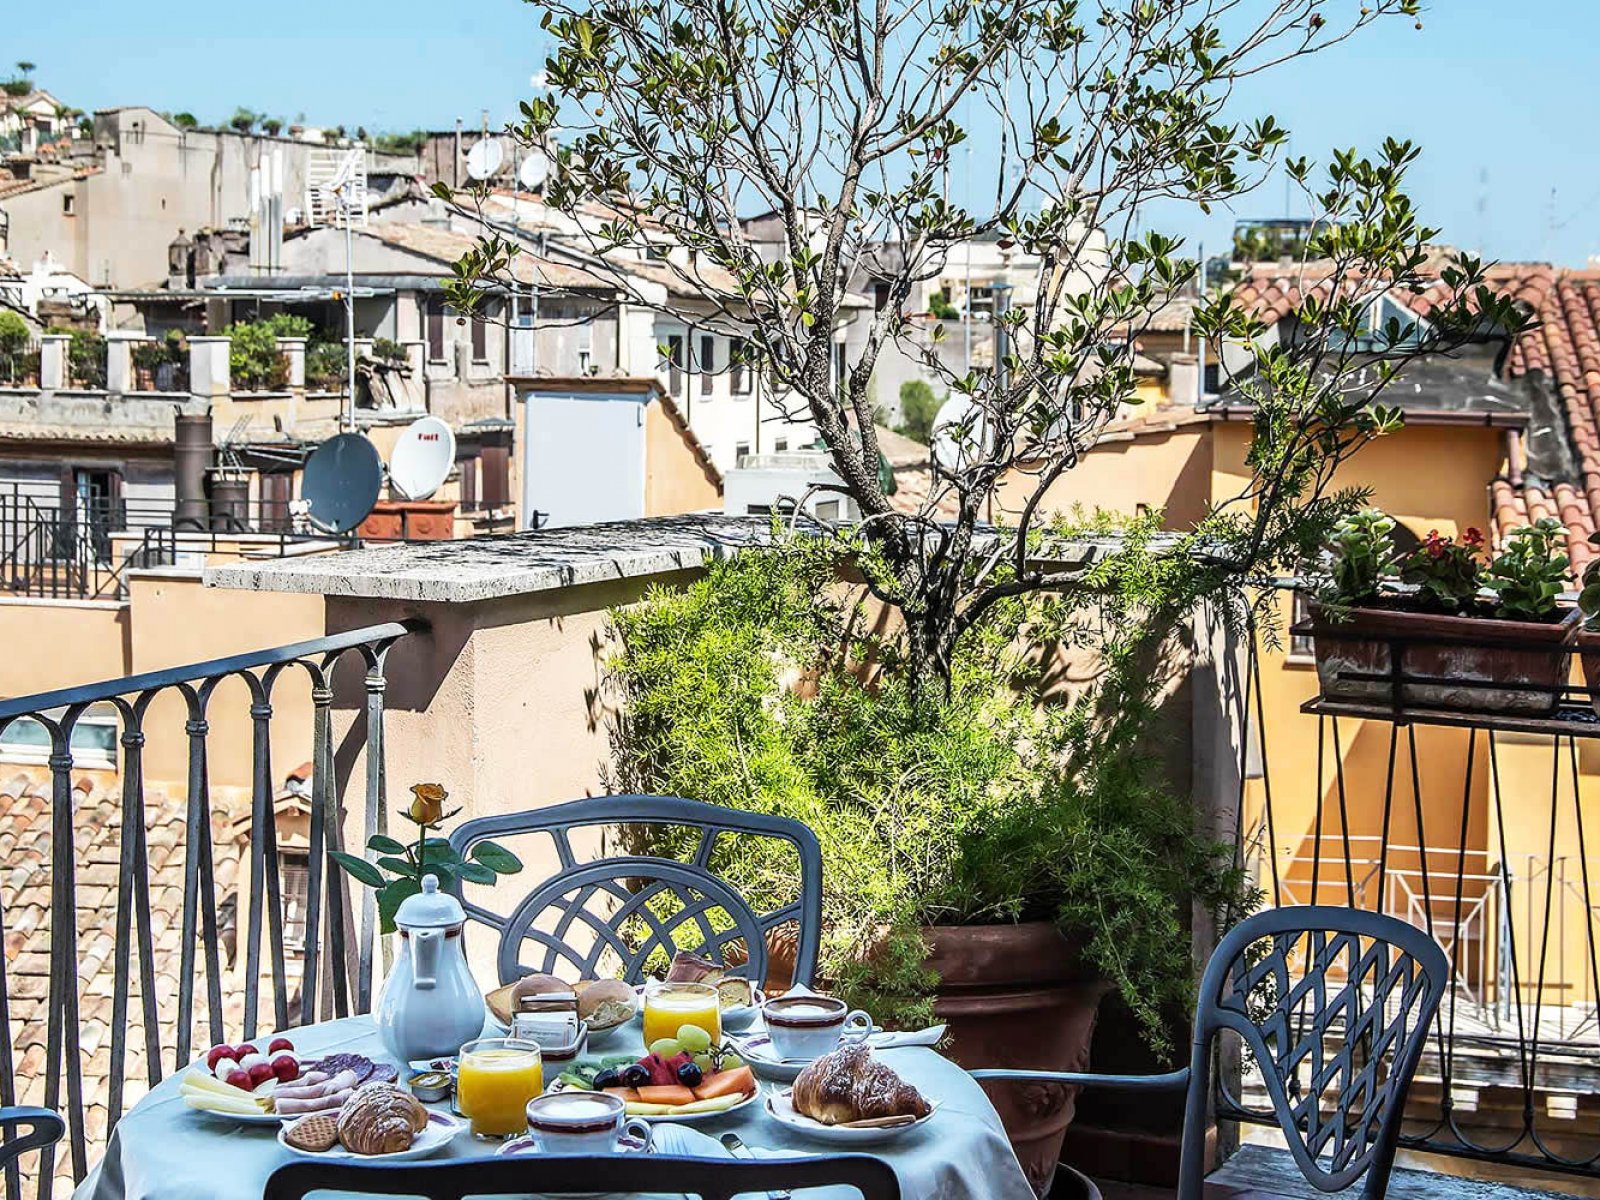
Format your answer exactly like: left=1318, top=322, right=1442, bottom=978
left=925, top=923, right=1110, bottom=1198
left=1578, top=629, right=1600, bottom=719
left=1309, top=601, right=1579, bottom=715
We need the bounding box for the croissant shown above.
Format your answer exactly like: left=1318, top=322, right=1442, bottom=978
left=336, top=1082, right=428, bottom=1155
left=791, top=1043, right=931, bottom=1125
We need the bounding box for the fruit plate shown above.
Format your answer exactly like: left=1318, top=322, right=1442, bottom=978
left=277, top=1110, right=463, bottom=1161
left=180, top=1067, right=291, bottom=1125
left=547, top=1079, right=760, bottom=1125
left=764, top=1088, right=939, bottom=1145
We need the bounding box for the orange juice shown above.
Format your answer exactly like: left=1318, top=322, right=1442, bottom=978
left=457, top=1038, right=544, bottom=1139
left=642, top=980, right=722, bottom=1046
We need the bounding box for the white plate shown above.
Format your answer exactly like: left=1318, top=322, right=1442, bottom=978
left=497, top=1130, right=650, bottom=1157
left=181, top=1067, right=290, bottom=1125
left=764, top=1088, right=938, bottom=1145
left=547, top=1079, right=760, bottom=1124
left=277, top=1110, right=463, bottom=1161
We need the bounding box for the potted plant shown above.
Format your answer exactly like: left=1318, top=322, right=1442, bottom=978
left=1574, top=533, right=1600, bottom=718
left=606, top=521, right=1249, bottom=1193
left=1310, top=512, right=1578, bottom=714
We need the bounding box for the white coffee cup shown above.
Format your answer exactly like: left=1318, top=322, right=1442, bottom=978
left=524, top=1090, right=652, bottom=1154
left=761, top=994, right=872, bottom=1062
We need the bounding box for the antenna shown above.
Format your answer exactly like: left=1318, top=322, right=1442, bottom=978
left=388, top=416, right=456, bottom=501
left=301, top=432, right=383, bottom=534
left=465, top=138, right=505, bottom=182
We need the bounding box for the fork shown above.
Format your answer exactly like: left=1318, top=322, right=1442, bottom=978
left=720, top=1130, right=792, bottom=1200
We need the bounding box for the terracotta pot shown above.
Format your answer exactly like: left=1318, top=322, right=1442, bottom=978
left=925, top=923, right=1110, bottom=1198
left=1309, top=601, right=1579, bottom=715
left=1578, top=629, right=1600, bottom=720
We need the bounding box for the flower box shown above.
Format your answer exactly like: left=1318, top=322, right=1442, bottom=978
left=1309, top=600, right=1579, bottom=716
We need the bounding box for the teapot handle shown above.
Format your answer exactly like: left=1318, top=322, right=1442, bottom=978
left=411, top=928, right=442, bottom=990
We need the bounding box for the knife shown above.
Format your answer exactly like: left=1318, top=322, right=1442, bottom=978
left=720, top=1130, right=792, bottom=1200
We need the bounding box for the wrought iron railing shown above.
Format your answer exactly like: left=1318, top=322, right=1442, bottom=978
left=1241, top=604, right=1600, bottom=1180
left=0, top=495, right=131, bottom=601
left=0, top=621, right=419, bottom=1197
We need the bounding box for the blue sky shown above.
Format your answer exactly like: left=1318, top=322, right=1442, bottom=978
left=10, top=0, right=1598, bottom=267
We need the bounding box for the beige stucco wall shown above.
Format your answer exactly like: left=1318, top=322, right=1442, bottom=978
left=645, top=400, right=721, bottom=516
left=0, top=596, right=130, bottom=697
left=997, top=425, right=1212, bottom=529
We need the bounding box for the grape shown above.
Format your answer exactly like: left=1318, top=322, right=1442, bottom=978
left=648, top=1037, right=682, bottom=1059
left=692, top=1052, right=716, bottom=1073
left=676, top=1025, right=712, bottom=1053
left=719, top=1052, right=745, bottom=1070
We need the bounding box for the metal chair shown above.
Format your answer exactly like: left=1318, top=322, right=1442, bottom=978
left=263, top=1152, right=900, bottom=1200
left=448, top=794, right=824, bottom=988
left=971, top=905, right=1450, bottom=1200
left=0, top=1106, right=65, bottom=1179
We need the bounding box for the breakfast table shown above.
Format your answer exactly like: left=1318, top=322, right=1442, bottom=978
left=74, top=1015, right=1037, bottom=1200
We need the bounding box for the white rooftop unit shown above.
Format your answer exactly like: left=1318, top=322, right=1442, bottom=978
left=722, top=452, right=860, bottom=523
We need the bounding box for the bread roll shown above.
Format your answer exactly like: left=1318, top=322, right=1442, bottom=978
left=575, top=978, right=636, bottom=1027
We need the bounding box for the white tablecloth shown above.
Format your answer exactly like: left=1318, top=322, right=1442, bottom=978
left=74, top=1015, right=1035, bottom=1200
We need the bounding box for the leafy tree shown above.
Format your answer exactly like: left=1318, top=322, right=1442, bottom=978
left=895, top=380, right=941, bottom=445
left=15, top=62, right=34, bottom=77
left=228, top=107, right=259, bottom=134
left=446, top=0, right=1530, bottom=690
left=261, top=117, right=284, bottom=137
left=171, top=112, right=199, bottom=130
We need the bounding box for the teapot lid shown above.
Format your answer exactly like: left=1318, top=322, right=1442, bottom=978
left=394, top=874, right=465, bottom=930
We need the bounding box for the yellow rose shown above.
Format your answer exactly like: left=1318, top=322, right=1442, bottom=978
left=407, top=782, right=448, bottom=826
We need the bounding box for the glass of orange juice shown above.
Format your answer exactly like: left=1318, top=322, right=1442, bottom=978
left=457, top=1037, right=544, bottom=1140
left=642, top=980, right=721, bottom=1047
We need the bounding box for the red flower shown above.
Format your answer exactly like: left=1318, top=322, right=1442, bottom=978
left=1464, top=527, right=1484, bottom=547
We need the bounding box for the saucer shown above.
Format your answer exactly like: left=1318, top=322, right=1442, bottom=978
left=497, top=1131, right=650, bottom=1157
left=731, top=1034, right=820, bottom=1083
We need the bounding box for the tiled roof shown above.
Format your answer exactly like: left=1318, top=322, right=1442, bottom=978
left=1232, top=260, right=1600, bottom=579
left=360, top=223, right=612, bottom=291
left=1, top=769, right=247, bottom=1187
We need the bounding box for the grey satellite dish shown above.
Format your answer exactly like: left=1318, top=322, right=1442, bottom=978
left=465, top=138, right=505, bottom=181
left=518, top=150, right=549, bottom=191
left=389, top=416, right=456, bottom=501
left=931, top=395, right=989, bottom=472
left=302, top=433, right=383, bottom=533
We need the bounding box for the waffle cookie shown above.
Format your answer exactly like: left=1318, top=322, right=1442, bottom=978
left=283, top=1111, right=341, bottom=1153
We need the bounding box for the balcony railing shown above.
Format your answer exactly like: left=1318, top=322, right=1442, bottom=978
left=0, top=621, right=418, bottom=1196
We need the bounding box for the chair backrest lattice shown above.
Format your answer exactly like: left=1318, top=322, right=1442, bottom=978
left=447, top=795, right=823, bottom=988
left=263, top=1152, right=900, bottom=1200
left=1185, top=906, right=1449, bottom=1199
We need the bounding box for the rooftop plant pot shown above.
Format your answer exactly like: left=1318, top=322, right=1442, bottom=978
left=1309, top=600, right=1579, bottom=716
left=1578, top=628, right=1600, bottom=720
left=924, top=922, right=1111, bottom=1198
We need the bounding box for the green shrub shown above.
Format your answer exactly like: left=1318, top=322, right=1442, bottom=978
left=1483, top=518, right=1569, bottom=621
left=1323, top=508, right=1395, bottom=609
left=894, top=380, right=940, bottom=444
left=0, top=311, right=29, bottom=355
left=371, top=337, right=408, bottom=364
left=47, top=326, right=106, bottom=389
left=607, top=516, right=1255, bottom=1051
left=306, top=342, right=347, bottom=389
left=0, top=311, right=35, bottom=386
left=223, top=321, right=289, bottom=391
left=926, top=289, right=959, bottom=320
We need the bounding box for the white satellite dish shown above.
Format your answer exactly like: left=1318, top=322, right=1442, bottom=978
left=931, top=395, right=990, bottom=472
left=465, top=138, right=505, bottom=181
left=518, top=150, right=549, bottom=191
left=388, top=416, right=456, bottom=501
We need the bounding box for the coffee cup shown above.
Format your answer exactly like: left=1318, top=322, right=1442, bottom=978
left=524, top=1090, right=652, bottom=1154
left=761, top=994, right=872, bottom=1062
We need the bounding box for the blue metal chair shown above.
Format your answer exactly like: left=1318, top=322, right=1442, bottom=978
left=971, top=905, right=1450, bottom=1200
left=448, top=794, right=824, bottom=988
left=263, top=1152, right=899, bottom=1200
left=0, top=1107, right=65, bottom=1190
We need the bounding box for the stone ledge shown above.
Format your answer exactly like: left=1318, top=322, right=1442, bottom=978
left=204, top=513, right=793, bottom=603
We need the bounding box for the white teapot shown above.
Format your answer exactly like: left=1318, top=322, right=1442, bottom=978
left=374, top=874, right=486, bottom=1061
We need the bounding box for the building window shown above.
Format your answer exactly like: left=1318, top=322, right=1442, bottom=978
left=1288, top=590, right=1315, bottom=664
left=62, top=194, right=75, bottom=216
left=426, top=296, right=446, bottom=362
left=481, top=444, right=511, bottom=508
left=700, top=335, right=715, bottom=396
left=577, top=348, right=592, bottom=375
left=775, top=438, right=787, bottom=452
left=0, top=703, right=118, bottom=768
left=664, top=334, right=685, bottom=395
left=470, top=310, right=488, bottom=363
left=458, top=453, right=479, bottom=510
left=729, top=338, right=749, bottom=395
left=280, top=853, right=310, bottom=950
left=872, top=282, right=891, bottom=311
left=735, top=441, right=750, bottom=463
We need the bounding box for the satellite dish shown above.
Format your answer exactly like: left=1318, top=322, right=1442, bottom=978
left=931, top=395, right=990, bottom=472
left=301, top=433, right=383, bottom=533
left=465, top=138, right=505, bottom=181
left=518, top=150, right=549, bottom=191
left=389, top=416, right=456, bottom=501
